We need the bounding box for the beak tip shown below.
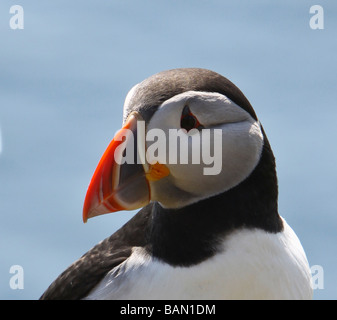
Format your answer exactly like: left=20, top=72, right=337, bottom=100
left=82, top=199, right=119, bottom=223
left=82, top=197, right=92, bottom=223
left=82, top=206, right=89, bottom=223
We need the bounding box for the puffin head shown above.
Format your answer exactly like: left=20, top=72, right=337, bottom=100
left=83, top=68, right=274, bottom=223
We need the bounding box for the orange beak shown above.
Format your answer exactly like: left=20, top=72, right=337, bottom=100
left=83, top=113, right=151, bottom=223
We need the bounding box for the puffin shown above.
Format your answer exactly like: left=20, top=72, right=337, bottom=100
left=40, top=68, right=313, bottom=300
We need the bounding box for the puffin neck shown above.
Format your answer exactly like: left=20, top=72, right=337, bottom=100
left=146, top=136, right=283, bottom=266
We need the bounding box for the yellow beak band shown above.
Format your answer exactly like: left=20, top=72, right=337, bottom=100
left=146, top=162, right=170, bottom=182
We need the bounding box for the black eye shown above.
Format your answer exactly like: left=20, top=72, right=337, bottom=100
left=181, top=115, right=197, bottom=131
left=180, top=105, right=202, bottom=132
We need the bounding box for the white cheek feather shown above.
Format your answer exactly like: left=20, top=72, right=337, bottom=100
left=144, top=91, right=267, bottom=209
left=84, top=218, right=312, bottom=300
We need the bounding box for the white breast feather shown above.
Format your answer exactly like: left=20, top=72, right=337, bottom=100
left=84, top=218, right=313, bottom=300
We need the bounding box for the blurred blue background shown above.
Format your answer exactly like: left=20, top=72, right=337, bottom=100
left=0, top=1, right=336, bottom=300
